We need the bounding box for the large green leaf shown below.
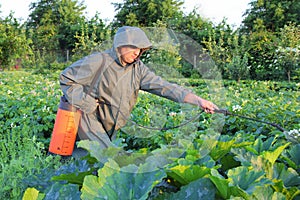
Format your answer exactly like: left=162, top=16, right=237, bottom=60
left=51, top=171, right=91, bottom=185
left=282, top=144, right=300, bottom=171
left=78, top=140, right=181, bottom=168
left=272, top=179, right=300, bottom=200
left=194, top=154, right=216, bottom=168
left=78, top=140, right=123, bottom=163
left=167, top=165, right=211, bottom=185
left=209, top=169, right=249, bottom=199
left=81, top=161, right=166, bottom=200
left=80, top=175, right=102, bottom=199
left=252, top=186, right=286, bottom=200
left=251, top=185, right=275, bottom=200
left=197, top=129, right=219, bottom=156
left=227, top=166, right=272, bottom=194
left=209, top=169, right=231, bottom=198
left=22, top=188, right=43, bottom=200
left=272, top=163, right=300, bottom=187
left=81, top=159, right=120, bottom=199
left=244, top=136, right=285, bottom=155
left=236, top=143, right=292, bottom=181
left=156, top=178, right=216, bottom=200
left=146, top=146, right=185, bottom=168
left=233, top=142, right=290, bottom=172
left=44, top=182, right=81, bottom=200
left=232, top=148, right=255, bottom=167
left=210, top=138, right=236, bottom=161
left=262, top=143, right=290, bottom=165
left=51, top=160, right=93, bottom=185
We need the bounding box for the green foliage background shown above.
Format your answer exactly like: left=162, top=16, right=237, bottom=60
left=0, top=0, right=299, bottom=81
left=0, top=0, right=300, bottom=199
left=0, top=71, right=299, bottom=199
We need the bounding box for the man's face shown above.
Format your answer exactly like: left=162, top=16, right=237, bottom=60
left=118, top=45, right=141, bottom=65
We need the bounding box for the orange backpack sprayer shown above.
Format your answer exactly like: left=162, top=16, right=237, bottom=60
left=48, top=55, right=106, bottom=156
left=48, top=96, right=81, bottom=156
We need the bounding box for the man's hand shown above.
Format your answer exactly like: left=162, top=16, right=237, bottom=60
left=184, top=93, right=219, bottom=114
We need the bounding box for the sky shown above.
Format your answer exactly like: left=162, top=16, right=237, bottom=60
left=0, top=0, right=251, bottom=27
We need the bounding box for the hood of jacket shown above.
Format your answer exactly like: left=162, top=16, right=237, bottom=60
left=111, top=26, right=152, bottom=65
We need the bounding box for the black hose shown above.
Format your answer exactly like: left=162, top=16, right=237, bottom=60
left=98, top=101, right=285, bottom=132
left=215, top=109, right=285, bottom=132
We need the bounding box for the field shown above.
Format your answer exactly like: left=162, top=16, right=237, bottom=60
left=0, top=70, right=299, bottom=199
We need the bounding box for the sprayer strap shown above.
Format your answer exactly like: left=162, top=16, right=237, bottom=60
left=87, top=54, right=106, bottom=96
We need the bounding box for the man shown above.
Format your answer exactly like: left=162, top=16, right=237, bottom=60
left=60, top=26, right=219, bottom=151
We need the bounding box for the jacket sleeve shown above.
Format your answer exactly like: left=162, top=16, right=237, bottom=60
left=139, top=63, right=191, bottom=103
left=59, top=53, right=103, bottom=114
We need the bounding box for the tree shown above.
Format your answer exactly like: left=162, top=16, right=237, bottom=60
left=202, top=21, right=241, bottom=78
left=276, top=23, right=300, bottom=82
left=112, top=0, right=184, bottom=28
left=242, top=0, right=300, bottom=33
left=72, top=13, right=112, bottom=59
left=226, top=34, right=249, bottom=82
left=26, top=0, right=87, bottom=62
left=247, top=29, right=278, bottom=80
left=0, top=13, right=32, bottom=69
left=240, top=0, right=300, bottom=80
left=166, top=10, right=215, bottom=77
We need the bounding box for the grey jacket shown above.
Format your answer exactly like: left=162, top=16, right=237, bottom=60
left=60, top=26, right=190, bottom=146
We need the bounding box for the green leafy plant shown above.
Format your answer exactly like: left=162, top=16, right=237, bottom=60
left=81, top=159, right=166, bottom=200
left=1, top=71, right=299, bottom=199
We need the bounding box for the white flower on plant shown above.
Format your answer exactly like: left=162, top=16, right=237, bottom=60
left=10, top=122, right=16, bottom=128
left=23, top=114, right=28, bottom=119
left=42, top=105, right=50, bottom=112
left=232, top=105, right=242, bottom=112
left=284, top=129, right=300, bottom=143
left=169, top=112, right=177, bottom=117
left=285, top=129, right=300, bottom=137
left=7, top=90, right=13, bottom=95
left=30, top=90, right=37, bottom=96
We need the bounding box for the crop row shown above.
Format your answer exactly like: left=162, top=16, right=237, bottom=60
left=0, top=70, right=299, bottom=199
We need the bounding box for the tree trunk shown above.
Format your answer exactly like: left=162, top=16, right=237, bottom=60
left=287, top=70, right=291, bottom=83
